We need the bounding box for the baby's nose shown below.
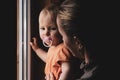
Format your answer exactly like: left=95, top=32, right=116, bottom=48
left=44, top=30, right=50, bottom=36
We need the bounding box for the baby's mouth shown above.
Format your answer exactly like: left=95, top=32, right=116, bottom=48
left=43, top=37, right=52, bottom=44
left=43, top=37, right=53, bottom=47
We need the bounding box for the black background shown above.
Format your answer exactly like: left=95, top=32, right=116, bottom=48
left=0, top=0, right=119, bottom=80
left=0, top=0, right=17, bottom=80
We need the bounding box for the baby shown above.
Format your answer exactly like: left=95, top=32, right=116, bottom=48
left=30, top=4, right=81, bottom=80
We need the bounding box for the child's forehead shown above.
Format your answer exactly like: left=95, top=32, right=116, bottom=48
left=39, top=10, right=57, bottom=26
left=40, top=9, right=54, bottom=16
left=40, top=10, right=54, bottom=20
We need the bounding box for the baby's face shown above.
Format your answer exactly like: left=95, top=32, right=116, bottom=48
left=39, top=11, right=62, bottom=47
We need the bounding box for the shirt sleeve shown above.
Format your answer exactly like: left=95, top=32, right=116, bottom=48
left=55, top=47, right=72, bottom=64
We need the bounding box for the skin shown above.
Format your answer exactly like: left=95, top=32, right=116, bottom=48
left=30, top=9, right=72, bottom=80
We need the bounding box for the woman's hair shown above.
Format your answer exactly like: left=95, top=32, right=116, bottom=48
left=57, top=0, right=81, bottom=36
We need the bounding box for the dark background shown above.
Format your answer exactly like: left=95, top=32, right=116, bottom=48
left=0, top=0, right=119, bottom=80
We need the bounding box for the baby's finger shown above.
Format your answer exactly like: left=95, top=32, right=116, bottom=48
left=50, top=72, right=54, bottom=80
left=46, top=74, right=50, bottom=80
left=33, top=37, right=37, bottom=43
left=29, top=42, right=33, bottom=46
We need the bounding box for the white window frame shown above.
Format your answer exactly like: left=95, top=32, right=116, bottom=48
left=17, top=0, right=31, bottom=80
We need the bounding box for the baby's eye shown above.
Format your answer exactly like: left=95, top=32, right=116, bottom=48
left=40, top=27, right=45, bottom=30
left=50, top=27, right=57, bottom=30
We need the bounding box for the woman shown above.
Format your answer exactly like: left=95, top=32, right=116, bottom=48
left=47, top=0, right=99, bottom=80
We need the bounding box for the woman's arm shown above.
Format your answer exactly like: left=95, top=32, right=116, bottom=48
left=59, top=61, right=71, bottom=80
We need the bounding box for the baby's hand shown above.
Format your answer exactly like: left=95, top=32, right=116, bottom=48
left=45, top=72, right=55, bottom=80
left=29, top=37, right=39, bottom=52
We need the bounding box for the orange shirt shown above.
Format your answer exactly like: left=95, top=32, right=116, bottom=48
left=45, top=43, right=72, bottom=80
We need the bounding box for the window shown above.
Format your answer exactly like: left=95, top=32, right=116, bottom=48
left=17, top=0, right=31, bottom=80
